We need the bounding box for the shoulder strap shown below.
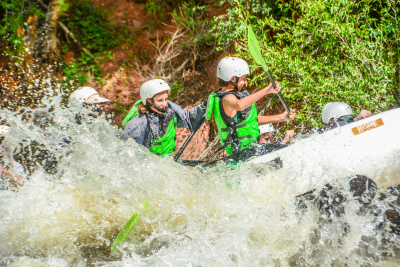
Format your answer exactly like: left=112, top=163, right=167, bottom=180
left=143, top=113, right=152, bottom=148
left=215, top=89, right=237, bottom=98
left=206, top=92, right=216, bottom=120
left=218, top=91, right=242, bottom=129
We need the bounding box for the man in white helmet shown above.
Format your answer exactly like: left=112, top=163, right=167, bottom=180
left=123, top=79, right=207, bottom=157
left=258, top=123, right=275, bottom=144
left=69, top=86, right=111, bottom=105
left=259, top=123, right=296, bottom=145
left=205, top=57, right=296, bottom=160
left=69, top=86, right=110, bottom=125
left=319, top=102, right=374, bottom=132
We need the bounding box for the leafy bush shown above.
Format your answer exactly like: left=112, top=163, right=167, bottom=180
left=0, top=0, right=43, bottom=53
left=63, top=0, right=118, bottom=52
left=60, top=1, right=119, bottom=90
left=63, top=50, right=114, bottom=87
left=170, top=77, right=184, bottom=98
left=115, top=99, right=128, bottom=118
left=142, top=0, right=165, bottom=21
left=213, top=0, right=400, bottom=129
left=171, top=0, right=214, bottom=46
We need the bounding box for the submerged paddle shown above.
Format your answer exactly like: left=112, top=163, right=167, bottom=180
left=174, top=115, right=206, bottom=161
left=110, top=201, right=149, bottom=253
left=248, top=25, right=291, bottom=113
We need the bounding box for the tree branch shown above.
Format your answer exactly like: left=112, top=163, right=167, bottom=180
left=38, top=0, right=95, bottom=58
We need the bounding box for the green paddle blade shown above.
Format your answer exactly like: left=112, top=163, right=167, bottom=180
left=248, top=25, right=269, bottom=74
left=110, top=201, right=149, bottom=253
left=248, top=24, right=291, bottom=113
left=110, top=213, right=140, bottom=253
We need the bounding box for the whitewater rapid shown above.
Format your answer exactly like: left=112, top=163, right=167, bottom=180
left=0, top=100, right=399, bottom=266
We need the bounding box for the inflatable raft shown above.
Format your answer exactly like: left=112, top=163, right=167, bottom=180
left=246, top=108, right=400, bottom=196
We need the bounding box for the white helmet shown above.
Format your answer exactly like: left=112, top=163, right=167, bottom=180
left=259, top=123, right=275, bottom=135
left=0, top=125, right=9, bottom=136
left=321, top=102, right=354, bottom=124
left=140, top=79, right=171, bottom=105
left=217, top=57, right=250, bottom=81
left=69, top=87, right=110, bottom=104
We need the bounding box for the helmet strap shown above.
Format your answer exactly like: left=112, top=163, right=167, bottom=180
left=148, top=97, right=166, bottom=113
left=228, top=76, right=239, bottom=92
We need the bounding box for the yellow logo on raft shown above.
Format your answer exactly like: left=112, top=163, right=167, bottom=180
left=352, top=118, right=384, bottom=136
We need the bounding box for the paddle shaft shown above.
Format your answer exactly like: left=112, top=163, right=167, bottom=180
left=266, top=70, right=290, bottom=113
left=174, top=115, right=206, bottom=161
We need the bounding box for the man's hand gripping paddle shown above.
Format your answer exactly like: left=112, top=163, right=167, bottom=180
left=248, top=25, right=290, bottom=113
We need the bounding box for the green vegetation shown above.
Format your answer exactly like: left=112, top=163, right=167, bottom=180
left=168, top=0, right=216, bottom=97
left=213, top=0, right=400, bottom=129
left=142, top=0, right=165, bottom=21
left=114, top=99, right=128, bottom=118
left=170, top=77, right=184, bottom=98
left=2, top=0, right=399, bottom=130
left=0, top=0, right=124, bottom=91
left=62, top=50, right=113, bottom=88
left=61, top=0, right=119, bottom=90
left=0, top=0, right=43, bottom=54
left=171, top=0, right=214, bottom=46
left=139, top=0, right=216, bottom=100
left=64, top=1, right=118, bottom=52
left=141, top=0, right=215, bottom=47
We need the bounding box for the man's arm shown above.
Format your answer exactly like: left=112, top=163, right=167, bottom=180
left=168, top=101, right=207, bottom=131
left=223, top=82, right=281, bottom=112
left=354, top=109, right=374, bottom=121
left=281, top=130, right=296, bottom=144
left=258, top=109, right=296, bottom=125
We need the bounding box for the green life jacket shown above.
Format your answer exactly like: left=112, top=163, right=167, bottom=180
left=206, top=89, right=259, bottom=155
left=123, top=100, right=177, bottom=157
left=149, top=116, right=177, bottom=157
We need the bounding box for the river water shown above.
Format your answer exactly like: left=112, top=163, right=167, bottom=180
left=0, top=90, right=399, bottom=266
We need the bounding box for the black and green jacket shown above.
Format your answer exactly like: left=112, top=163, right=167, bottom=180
left=206, top=89, right=260, bottom=155
left=124, top=100, right=206, bottom=157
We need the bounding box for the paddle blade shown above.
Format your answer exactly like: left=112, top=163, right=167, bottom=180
left=110, top=213, right=140, bottom=253
left=247, top=25, right=269, bottom=73
left=248, top=25, right=291, bottom=112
